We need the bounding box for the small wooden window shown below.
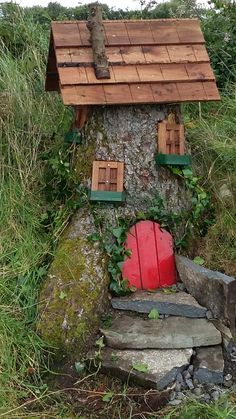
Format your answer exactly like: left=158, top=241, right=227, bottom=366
left=158, top=117, right=185, bottom=155
left=91, top=161, right=124, bottom=192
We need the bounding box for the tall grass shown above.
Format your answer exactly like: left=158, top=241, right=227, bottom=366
left=0, top=8, right=70, bottom=413
left=185, top=90, right=236, bottom=276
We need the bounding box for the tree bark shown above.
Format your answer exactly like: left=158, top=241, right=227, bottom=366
left=87, top=3, right=110, bottom=80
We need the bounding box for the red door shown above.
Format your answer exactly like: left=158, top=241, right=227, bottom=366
left=122, top=220, right=176, bottom=290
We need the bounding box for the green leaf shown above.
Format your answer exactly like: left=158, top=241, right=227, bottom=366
left=112, top=227, right=124, bottom=239
left=111, top=353, right=118, bottom=362
left=182, top=168, right=193, bottom=177
left=132, top=363, right=149, bottom=373
left=148, top=308, right=159, bottom=319
left=95, top=336, right=105, bottom=349
left=75, top=361, right=85, bottom=375
left=162, top=287, right=177, bottom=294
left=102, top=392, right=114, bottom=402
left=59, top=290, right=67, bottom=300
left=193, top=256, right=205, bottom=266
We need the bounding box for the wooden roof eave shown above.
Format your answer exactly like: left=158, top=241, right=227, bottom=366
left=45, top=30, right=60, bottom=92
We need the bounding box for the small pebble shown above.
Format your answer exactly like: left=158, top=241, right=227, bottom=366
left=186, top=378, right=194, bottom=390
left=176, top=392, right=185, bottom=400
left=193, top=387, right=203, bottom=396
left=206, top=310, right=213, bottom=319
left=175, top=382, right=182, bottom=392
left=159, top=315, right=165, bottom=319
left=204, top=394, right=211, bottom=403
left=187, top=364, right=194, bottom=376
left=211, top=390, right=220, bottom=401
left=193, top=378, right=199, bottom=386
left=169, top=391, right=176, bottom=401
left=169, top=399, right=182, bottom=406
left=224, top=373, right=232, bottom=381
left=183, top=370, right=191, bottom=380
left=177, top=282, right=186, bottom=292
left=224, top=380, right=233, bottom=388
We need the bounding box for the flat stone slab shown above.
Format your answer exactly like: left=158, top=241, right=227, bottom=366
left=111, top=290, right=207, bottom=318
left=101, top=314, right=222, bottom=350
left=100, top=348, right=193, bottom=390
left=175, top=255, right=236, bottom=332
left=194, top=346, right=224, bottom=384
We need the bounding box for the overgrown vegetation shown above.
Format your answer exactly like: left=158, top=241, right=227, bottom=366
left=0, top=0, right=235, bottom=416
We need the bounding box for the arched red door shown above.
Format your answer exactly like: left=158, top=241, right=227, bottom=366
left=122, top=220, right=176, bottom=289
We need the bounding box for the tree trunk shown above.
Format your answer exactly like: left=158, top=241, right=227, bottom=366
left=87, top=3, right=110, bottom=79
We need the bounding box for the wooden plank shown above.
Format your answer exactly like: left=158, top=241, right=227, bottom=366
left=107, top=47, right=123, bottom=63
left=91, top=161, right=100, bottom=191
left=135, top=221, right=160, bottom=289
left=104, top=84, right=132, bottom=104
left=69, top=47, right=93, bottom=63
left=161, top=64, right=189, bottom=81
left=129, top=84, right=155, bottom=103
left=56, top=48, right=72, bottom=64
left=202, top=81, right=221, bottom=101
left=122, top=224, right=142, bottom=289
left=125, top=21, right=154, bottom=44
left=86, top=66, right=116, bottom=84
left=179, top=125, right=185, bottom=155
left=61, top=85, right=106, bottom=105
left=116, top=162, right=124, bottom=193
left=58, top=67, right=88, bottom=85
left=112, top=65, right=140, bottom=82
left=151, top=83, right=180, bottom=102
left=104, top=22, right=130, bottom=45
left=121, top=46, right=146, bottom=64
left=176, top=20, right=204, bottom=44
left=142, top=45, right=170, bottom=63
left=186, top=63, right=215, bottom=80
left=78, top=22, right=91, bottom=46
left=136, top=64, right=163, bottom=82
left=177, top=81, right=206, bottom=101
left=149, top=21, right=179, bottom=44
left=52, top=22, right=81, bottom=47
left=193, top=44, right=210, bottom=62
left=167, top=45, right=196, bottom=63
left=158, top=122, right=167, bottom=154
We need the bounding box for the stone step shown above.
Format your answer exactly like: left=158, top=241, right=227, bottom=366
left=111, top=290, right=207, bottom=318
left=101, top=314, right=222, bottom=350
left=98, top=347, right=193, bottom=390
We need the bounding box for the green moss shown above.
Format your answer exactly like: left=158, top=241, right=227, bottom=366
left=38, top=235, right=109, bottom=358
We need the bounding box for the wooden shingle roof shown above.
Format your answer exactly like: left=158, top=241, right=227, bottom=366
left=46, top=19, right=220, bottom=106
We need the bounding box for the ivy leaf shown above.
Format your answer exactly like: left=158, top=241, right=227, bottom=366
left=193, top=256, right=205, bottom=266
left=148, top=308, right=159, bottom=319
left=112, top=227, right=124, bottom=239
left=95, top=336, right=105, bottom=349
left=59, top=290, right=67, bottom=300
left=75, top=361, right=85, bottom=375
left=133, top=363, right=149, bottom=373
left=182, top=168, right=193, bottom=177
left=102, top=392, right=114, bottom=402
left=162, top=287, right=177, bottom=294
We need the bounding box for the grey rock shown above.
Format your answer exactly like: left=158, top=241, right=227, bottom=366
left=194, top=346, right=224, bottom=384
left=111, top=290, right=207, bottom=318
left=186, top=378, right=194, bottom=390
left=183, top=370, right=191, bottom=380
left=193, top=387, right=203, bottom=396
left=219, top=184, right=232, bottom=201
left=206, top=310, right=214, bottom=320
left=211, top=390, right=220, bottom=401
left=98, top=347, right=193, bottom=390
left=224, top=380, right=233, bottom=388
left=101, top=314, right=222, bottom=349
left=176, top=392, right=185, bottom=400
left=204, top=394, right=211, bottom=403
left=170, top=391, right=176, bottom=401
left=224, top=373, right=232, bottom=381
left=169, top=399, right=182, bottom=406
left=176, top=372, right=185, bottom=385
left=175, top=255, right=236, bottom=332
left=175, top=382, right=182, bottom=392
left=188, top=365, right=194, bottom=375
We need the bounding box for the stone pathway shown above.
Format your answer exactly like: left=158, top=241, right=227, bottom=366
left=97, top=289, right=227, bottom=393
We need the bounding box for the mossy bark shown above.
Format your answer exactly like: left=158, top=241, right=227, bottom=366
left=38, top=208, right=109, bottom=358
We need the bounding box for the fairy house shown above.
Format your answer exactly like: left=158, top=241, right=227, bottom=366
left=39, top=10, right=223, bottom=360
